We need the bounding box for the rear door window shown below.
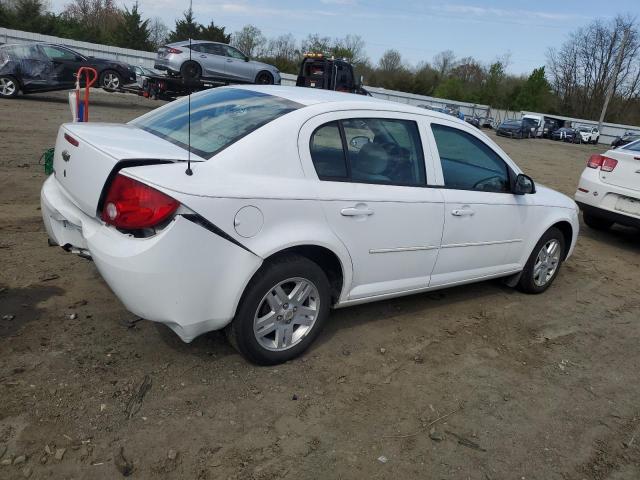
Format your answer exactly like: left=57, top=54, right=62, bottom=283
left=310, top=118, right=426, bottom=186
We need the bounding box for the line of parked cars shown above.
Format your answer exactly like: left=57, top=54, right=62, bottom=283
left=0, top=40, right=281, bottom=99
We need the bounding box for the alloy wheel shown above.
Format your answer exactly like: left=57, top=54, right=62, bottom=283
left=533, top=239, right=561, bottom=287
left=0, top=77, right=17, bottom=97
left=103, top=73, right=120, bottom=90
left=253, top=277, right=320, bottom=351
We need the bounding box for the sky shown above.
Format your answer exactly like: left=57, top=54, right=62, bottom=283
left=47, top=0, right=639, bottom=75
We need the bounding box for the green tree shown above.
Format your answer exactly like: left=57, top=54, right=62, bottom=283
left=514, top=67, right=552, bottom=111
left=167, top=6, right=199, bottom=42
left=113, top=1, right=151, bottom=50
left=199, top=20, right=230, bottom=43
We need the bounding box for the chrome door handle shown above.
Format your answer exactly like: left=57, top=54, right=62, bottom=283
left=451, top=209, right=475, bottom=216
left=341, top=207, right=374, bottom=216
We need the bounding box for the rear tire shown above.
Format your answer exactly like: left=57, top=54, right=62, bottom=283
left=517, top=227, right=566, bottom=294
left=0, top=75, right=19, bottom=98
left=180, top=61, right=202, bottom=82
left=255, top=71, right=274, bottom=85
left=583, top=212, right=614, bottom=230
left=226, top=254, right=331, bottom=365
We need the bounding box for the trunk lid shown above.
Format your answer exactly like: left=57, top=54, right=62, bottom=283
left=53, top=123, right=202, bottom=217
left=599, top=147, right=640, bottom=193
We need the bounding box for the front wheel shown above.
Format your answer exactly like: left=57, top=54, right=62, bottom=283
left=518, top=227, right=566, bottom=294
left=0, top=75, right=19, bottom=98
left=226, top=255, right=331, bottom=365
left=255, top=71, right=274, bottom=85
left=100, top=70, right=122, bottom=90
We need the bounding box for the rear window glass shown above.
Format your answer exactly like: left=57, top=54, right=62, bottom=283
left=131, top=88, right=301, bottom=158
left=622, top=139, right=640, bottom=151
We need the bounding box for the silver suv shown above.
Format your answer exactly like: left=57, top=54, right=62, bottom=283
left=155, top=41, right=281, bottom=85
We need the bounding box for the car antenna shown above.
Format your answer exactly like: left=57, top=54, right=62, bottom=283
left=185, top=35, right=193, bottom=176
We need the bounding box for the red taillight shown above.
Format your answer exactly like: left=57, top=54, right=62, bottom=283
left=587, top=154, right=618, bottom=172
left=601, top=157, right=618, bottom=172
left=101, top=174, right=179, bottom=229
left=166, top=47, right=182, bottom=54
left=64, top=133, right=79, bottom=147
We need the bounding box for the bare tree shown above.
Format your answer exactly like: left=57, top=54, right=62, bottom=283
left=231, top=24, right=266, bottom=58
left=379, top=49, right=402, bottom=72
left=301, top=34, right=332, bottom=54
left=433, top=50, right=456, bottom=77
left=265, top=33, right=298, bottom=61
left=547, top=15, right=640, bottom=119
left=333, top=34, right=367, bottom=64
left=148, top=17, right=168, bottom=50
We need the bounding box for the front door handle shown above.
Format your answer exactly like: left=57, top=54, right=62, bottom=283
left=341, top=206, right=374, bottom=216
left=199, top=55, right=207, bottom=58
left=226, top=59, right=233, bottom=62
left=451, top=208, right=475, bottom=217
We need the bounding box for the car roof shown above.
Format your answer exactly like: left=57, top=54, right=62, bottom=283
left=224, top=85, right=462, bottom=120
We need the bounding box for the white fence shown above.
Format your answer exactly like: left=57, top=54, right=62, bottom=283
left=2, top=27, right=638, bottom=144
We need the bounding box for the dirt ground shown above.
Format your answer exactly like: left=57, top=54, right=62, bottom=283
left=1, top=90, right=640, bottom=480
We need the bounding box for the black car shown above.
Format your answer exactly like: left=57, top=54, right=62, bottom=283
left=0, top=43, right=136, bottom=98
left=464, top=115, right=481, bottom=128
left=611, top=132, right=640, bottom=148
left=551, top=127, right=581, bottom=143
left=542, top=119, right=561, bottom=138
left=496, top=119, right=529, bottom=139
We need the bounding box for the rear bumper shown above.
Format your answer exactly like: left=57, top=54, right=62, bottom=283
left=575, top=169, right=640, bottom=228
left=41, top=175, right=262, bottom=342
left=576, top=201, right=640, bottom=228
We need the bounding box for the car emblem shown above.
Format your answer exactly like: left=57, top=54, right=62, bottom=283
left=62, top=150, right=71, bottom=162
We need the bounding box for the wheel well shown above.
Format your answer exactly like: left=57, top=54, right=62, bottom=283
left=551, top=221, right=573, bottom=260
left=266, top=246, right=344, bottom=304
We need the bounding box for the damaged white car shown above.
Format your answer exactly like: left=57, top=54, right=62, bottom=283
left=41, top=86, right=579, bottom=364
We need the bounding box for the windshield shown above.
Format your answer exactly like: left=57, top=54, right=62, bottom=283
left=132, top=88, right=302, bottom=158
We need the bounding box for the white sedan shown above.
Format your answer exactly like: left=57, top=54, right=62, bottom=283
left=41, top=86, right=579, bottom=365
left=575, top=140, right=640, bottom=230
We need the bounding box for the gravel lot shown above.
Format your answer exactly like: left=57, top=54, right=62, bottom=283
left=1, top=91, right=640, bottom=480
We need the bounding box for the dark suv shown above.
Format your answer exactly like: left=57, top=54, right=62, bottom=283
left=0, top=43, right=136, bottom=98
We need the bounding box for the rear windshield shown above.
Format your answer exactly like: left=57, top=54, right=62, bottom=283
left=622, top=139, right=640, bottom=151
left=131, top=88, right=301, bottom=158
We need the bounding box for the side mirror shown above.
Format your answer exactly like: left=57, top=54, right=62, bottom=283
left=244, top=56, right=250, bottom=62
left=513, top=173, right=536, bottom=195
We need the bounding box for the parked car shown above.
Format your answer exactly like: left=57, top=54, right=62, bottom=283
left=522, top=114, right=544, bottom=137
left=552, top=127, right=581, bottom=143
left=521, top=117, right=540, bottom=138
left=464, top=115, right=481, bottom=128
left=132, top=65, right=162, bottom=88
left=41, top=86, right=578, bottom=365
left=0, top=43, right=136, bottom=98
left=611, top=132, right=640, bottom=148
left=575, top=140, right=640, bottom=230
left=154, top=40, right=281, bottom=85
left=496, top=119, right=529, bottom=138
left=575, top=126, right=600, bottom=144
left=542, top=119, right=561, bottom=138
left=479, top=116, right=495, bottom=129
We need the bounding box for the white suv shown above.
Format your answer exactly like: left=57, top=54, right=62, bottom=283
left=575, top=140, right=640, bottom=230
left=576, top=126, right=600, bottom=144
left=41, top=86, right=579, bottom=365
